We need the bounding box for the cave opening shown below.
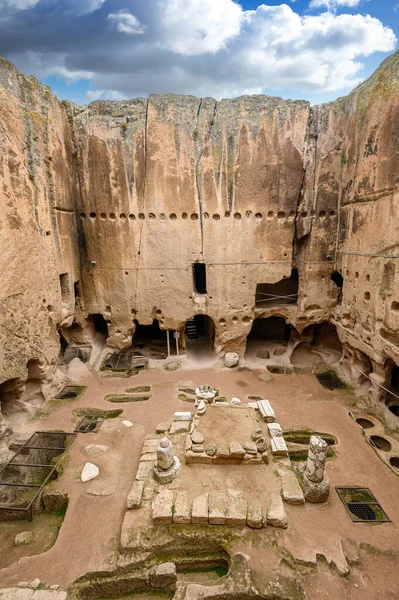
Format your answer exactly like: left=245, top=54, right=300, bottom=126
left=185, top=315, right=215, bottom=359
left=0, top=378, right=22, bottom=421
left=193, top=263, right=207, bottom=295
left=255, top=269, right=298, bottom=309
left=291, top=322, right=343, bottom=370
left=331, top=271, right=343, bottom=304
left=245, top=316, right=292, bottom=361
left=132, top=320, right=170, bottom=359
left=387, top=364, right=399, bottom=416
left=90, top=314, right=109, bottom=337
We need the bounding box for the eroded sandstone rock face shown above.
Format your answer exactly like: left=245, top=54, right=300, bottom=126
left=0, top=51, right=398, bottom=438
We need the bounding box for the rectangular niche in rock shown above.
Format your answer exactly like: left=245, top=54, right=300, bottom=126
left=193, top=263, right=207, bottom=295
left=255, top=269, right=298, bottom=308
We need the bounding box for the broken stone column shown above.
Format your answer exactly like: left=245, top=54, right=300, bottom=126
left=302, top=435, right=330, bottom=503
left=153, top=437, right=181, bottom=484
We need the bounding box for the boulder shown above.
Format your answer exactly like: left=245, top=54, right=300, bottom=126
left=229, top=441, right=246, bottom=459
left=14, top=532, right=33, bottom=546
left=81, top=463, right=99, bottom=482
left=224, top=352, right=239, bottom=368
left=149, top=562, right=177, bottom=589
left=191, top=430, right=204, bottom=444
left=197, top=400, right=206, bottom=415
left=230, top=397, right=241, bottom=406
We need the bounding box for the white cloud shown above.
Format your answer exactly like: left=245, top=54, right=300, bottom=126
left=1, top=0, right=396, bottom=103
left=0, top=0, right=39, bottom=13
left=65, top=0, right=106, bottom=16
left=107, top=10, right=146, bottom=35
left=159, top=0, right=243, bottom=55
left=310, top=0, right=361, bottom=9
left=86, top=89, right=127, bottom=101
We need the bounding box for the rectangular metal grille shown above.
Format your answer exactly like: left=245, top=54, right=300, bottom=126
left=336, top=487, right=390, bottom=523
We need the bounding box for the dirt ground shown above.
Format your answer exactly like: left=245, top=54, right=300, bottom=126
left=0, top=361, right=398, bottom=599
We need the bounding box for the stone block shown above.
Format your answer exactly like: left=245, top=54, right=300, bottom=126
left=136, top=460, right=155, bottom=481
left=185, top=451, right=212, bottom=464
left=280, top=470, right=304, bottom=505
left=170, top=421, right=190, bottom=434
left=243, top=441, right=257, bottom=455
left=257, top=400, right=276, bottom=422
left=247, top=500, right=263, bottom=528
left=174, top=412, right=192, bottom=421
left=173, top=491, right=191, bottom=524
left=267, top=423, right=283, bottom=438
left=216, top=445, right=230, bottom=459
left=127, top=481, right=145, bottom=509
left=267, top=494, right=288, bottom=528
left=248, top=402, right=258, bottom=409
left=242, top=455, right=262, bottom=464
left=42, top=489, right=68, bottom=513
left=229, top=441, right=246, bottom=459
left=0, top=590, right=33, bottom=600
left=192, top=444, right=205, bottom=453
left=142, top=440, right=159, bottom=453
left=226, top=489, right=246, bottom=526
left=156, top=423, right=170, bottom=434
left=152, top=489, right=174, bottom=524
left=270, top=436, right=288, bottom=456
left=149, top=562, right=177, bottom=589
left=261, top=451, right=269, bottom=464
left=191, top=430, right=204, bottom=444
left=192, top=493, right=209, bottom=524
left=140, top=452, right=157, bottom=461
left=208, top=494, right=227, bottom=525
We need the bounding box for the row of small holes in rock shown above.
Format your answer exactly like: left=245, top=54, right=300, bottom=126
left=79, top=210, right=318, bottom=221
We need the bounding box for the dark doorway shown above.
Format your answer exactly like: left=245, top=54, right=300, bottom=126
left=245, top=316, right=292, bottom=361
left=90, top=314, right=109, bottom=336
left=132, top=320, right=169, bottom=359
left=331, top=271, right=343, bottom=304
left=193, top=263, right=207, bottom=294
left=185, top=315, right=214, bottom=359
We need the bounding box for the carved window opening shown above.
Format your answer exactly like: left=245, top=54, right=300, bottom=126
left=255, top=269, right=298, bottom=308
left=193, top=263, right=207, bottom=295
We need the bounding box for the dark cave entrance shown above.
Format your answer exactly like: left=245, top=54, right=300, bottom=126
left=245, top=316, right=292, bottom=362
left=185, top=315, right=215, bottom=359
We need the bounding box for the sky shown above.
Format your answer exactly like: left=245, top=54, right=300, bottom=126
left=0, top=0, right=397, bottom=105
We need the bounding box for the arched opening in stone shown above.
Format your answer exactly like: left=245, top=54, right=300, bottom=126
left=245, top=316, right=292, bottom=362
left=255, top=269, right=298, bottom=309
left=184, top=315, right=215, bottom=359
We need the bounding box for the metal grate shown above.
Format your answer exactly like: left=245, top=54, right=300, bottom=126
left=0, top=431, right=76, bottom=521
left=55, top=385, right=86, bottom=400
left=336, top=487, right=390, bottom=523
left=74, top=414, right=104, bottom=433
left=101, top=351, right=148, bottom=372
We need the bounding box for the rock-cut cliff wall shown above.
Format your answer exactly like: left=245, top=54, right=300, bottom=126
left=0, top=51, right=398, bottom=439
